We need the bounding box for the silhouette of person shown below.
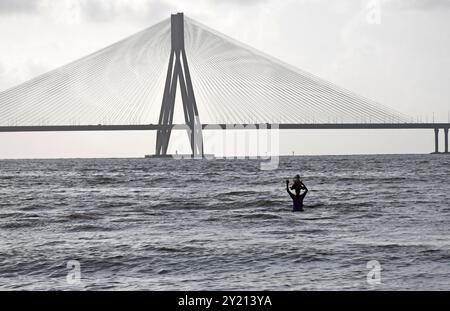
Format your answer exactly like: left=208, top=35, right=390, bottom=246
left=286, top=176, right=308, bottom=212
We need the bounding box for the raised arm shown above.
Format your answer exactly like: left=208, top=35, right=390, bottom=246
left=286, top=180, right=295, bottom=198
left=301, top=182, right=308, bottom=191
left=300, top=183, right=308, bottom=197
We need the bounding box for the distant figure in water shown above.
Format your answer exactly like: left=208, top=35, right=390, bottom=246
left=286, top=175, right=308, bottom=212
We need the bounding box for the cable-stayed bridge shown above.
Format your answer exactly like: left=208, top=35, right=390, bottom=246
left=0, top=13, right=448, bottom=155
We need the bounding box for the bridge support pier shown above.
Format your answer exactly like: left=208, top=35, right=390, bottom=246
left=433, top=128, right=439, bottom=154
left=445, top=128, right=449, bottom=154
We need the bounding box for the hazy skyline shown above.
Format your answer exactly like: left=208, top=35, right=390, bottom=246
left=0, top=0, right=449, bottom=158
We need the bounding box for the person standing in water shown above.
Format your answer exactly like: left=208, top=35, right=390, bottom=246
left=286, top=175, right=308, bottom=212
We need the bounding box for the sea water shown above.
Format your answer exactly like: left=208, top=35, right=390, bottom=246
left=0, top=155, right=449, bottom=290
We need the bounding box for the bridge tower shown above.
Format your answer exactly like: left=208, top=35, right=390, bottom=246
left=155, top=13, right=204, bottom=157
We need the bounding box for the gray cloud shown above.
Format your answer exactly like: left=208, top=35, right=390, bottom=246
left=0, top=0, right=39, bottom=15
left=211, top=0, right=268, bottom=5
left=78, top=0, right=173, bottom=23
left=385, top=0, right=450, bottom=11
left=0, top=0, right=173, bottom=23
left=0, top=0, right=269, bottom=24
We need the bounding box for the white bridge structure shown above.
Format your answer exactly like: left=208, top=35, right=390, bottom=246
left=0, top=13, right=448, bottom=156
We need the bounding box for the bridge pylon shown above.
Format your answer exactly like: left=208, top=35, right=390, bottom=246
left=155, top=13, right=204, bottom=157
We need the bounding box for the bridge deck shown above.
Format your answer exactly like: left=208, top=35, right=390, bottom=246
left=0, top=123, right=449, bottom=132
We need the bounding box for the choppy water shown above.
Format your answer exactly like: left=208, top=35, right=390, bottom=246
left=0, top=155, right=449, bottom=290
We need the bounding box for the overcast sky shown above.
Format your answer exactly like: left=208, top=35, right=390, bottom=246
left=0, top=0, right=449, bottom=158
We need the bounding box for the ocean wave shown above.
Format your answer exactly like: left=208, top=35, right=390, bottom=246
left=64, top=212, right=102, bottom=220
left=235, top=213, right=283, bottom=220
left=219, top=190, right=259, bottom=196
